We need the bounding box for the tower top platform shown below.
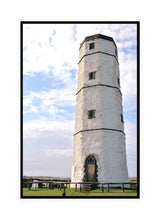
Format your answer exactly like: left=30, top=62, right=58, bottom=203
left=79, top=34, right=117, bottom=50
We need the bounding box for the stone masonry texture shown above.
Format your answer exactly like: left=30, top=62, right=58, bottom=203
left=71, top=34, right=129, bottom=184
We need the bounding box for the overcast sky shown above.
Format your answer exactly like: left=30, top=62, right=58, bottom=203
left=23, top=23, right=137, bottom=178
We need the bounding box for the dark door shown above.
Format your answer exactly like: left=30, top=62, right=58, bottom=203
left=84, top=155, right=97, bottom=182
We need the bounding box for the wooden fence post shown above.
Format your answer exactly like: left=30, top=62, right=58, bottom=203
left=75, top=183, right=77, bottom=191
left=28, top=183, right=31, bottom=190
left=108, top=184, right=109, bottom=192
left=122, top=183, right=124, bottom=192
left=102, top=184, right=104, bottom=192
left=62, top=186, right=66, bottom=197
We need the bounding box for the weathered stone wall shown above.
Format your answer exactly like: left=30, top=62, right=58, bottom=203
left=75, top=86, right=124, bottom=132
left=71, top=35, right=129, bottom=184
left=78, top=54, right=119, bottom=92
left=72, top=131, right=128, bottom=183
left=79, top=38, right=117, bottom=61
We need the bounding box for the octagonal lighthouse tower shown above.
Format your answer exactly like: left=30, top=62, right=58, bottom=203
left=71, top=34, right=129, bottom=184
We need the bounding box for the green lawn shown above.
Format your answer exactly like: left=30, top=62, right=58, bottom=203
left=22, top=187, right=137, bottom=197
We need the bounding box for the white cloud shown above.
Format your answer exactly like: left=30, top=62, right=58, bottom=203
left=45, top=149, right=73, bottom=158
left=24, top=119, right=75, bottom=138
left=23, top=96, right=32, bottom=106
left=23, top=24, right=137, bottom=103
left=23, top=87, right=76, bottom=120
left=29, top=105, right=39, bottom=113
left=23, top=119, right=74, bottom=177
left=23, top=24, right=79, bottom=82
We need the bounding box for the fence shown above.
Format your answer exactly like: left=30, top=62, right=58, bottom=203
left=22, top=180, right=137, bottom=193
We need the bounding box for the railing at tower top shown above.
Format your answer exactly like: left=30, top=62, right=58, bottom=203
left=22, top=180, right=137, bottom=194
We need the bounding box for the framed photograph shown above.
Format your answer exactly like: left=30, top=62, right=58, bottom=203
left=21, top=21, right=140, bottom=198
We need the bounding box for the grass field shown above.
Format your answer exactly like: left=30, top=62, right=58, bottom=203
left=22, top=187, right=137, bottom=197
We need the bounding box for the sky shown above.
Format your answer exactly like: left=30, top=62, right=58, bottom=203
left=23, top=23, right=137, bottom=178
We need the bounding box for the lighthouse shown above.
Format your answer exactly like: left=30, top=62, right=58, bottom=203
left=71, top=34, right=129, bottom=185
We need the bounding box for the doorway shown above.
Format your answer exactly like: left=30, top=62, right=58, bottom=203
left=84, top=155, right=98, bottom=182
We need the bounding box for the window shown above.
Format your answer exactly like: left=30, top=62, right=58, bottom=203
left=89, top=71, right=96, bottom=80
left=115, top=48, right=117, bottom=56
left=88, top=110, right=96, bottom=119
left=121, top=114, right=124, bottom=123
left=89, top=42, right=95, bottom=50
left=118, top=77, right=120, bottom=85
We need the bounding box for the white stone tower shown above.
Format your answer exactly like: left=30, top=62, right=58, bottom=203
left=71, top=34, right=129, bottom=184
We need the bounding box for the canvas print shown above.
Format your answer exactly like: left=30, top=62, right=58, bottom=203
left=21, top=22, right=139, bottom=198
